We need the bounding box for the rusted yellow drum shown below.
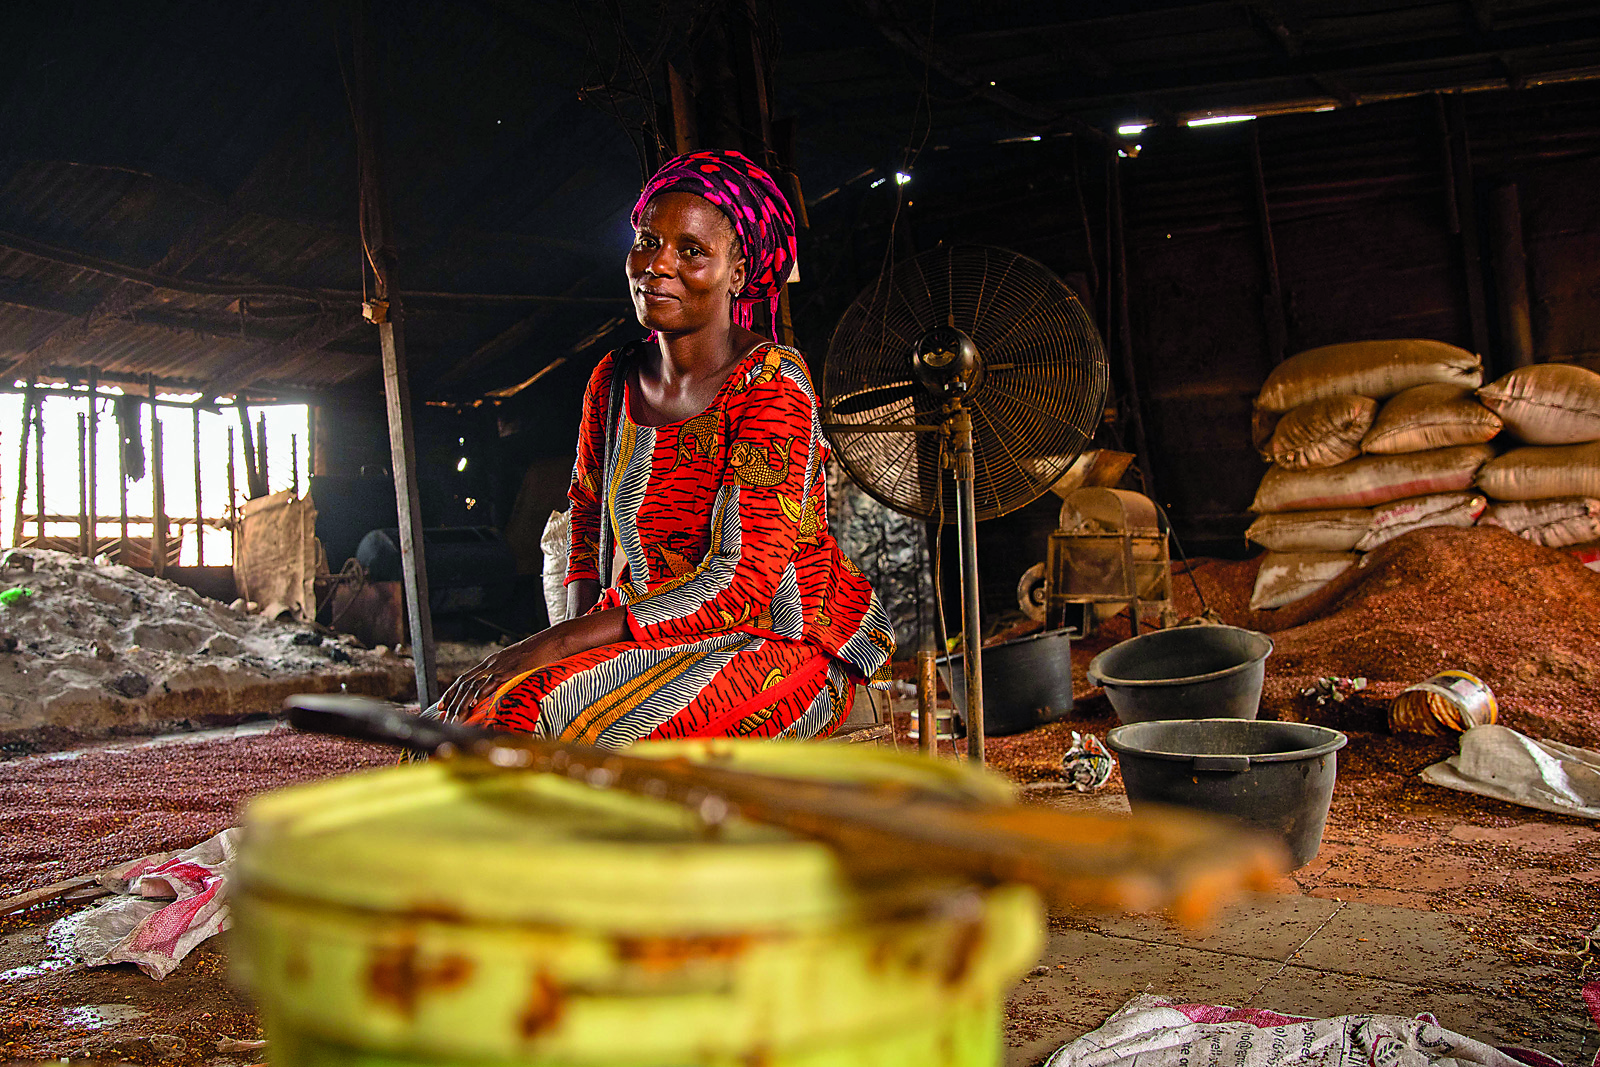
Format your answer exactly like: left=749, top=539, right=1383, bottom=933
left=233, top=740, right=1044, bottom=1067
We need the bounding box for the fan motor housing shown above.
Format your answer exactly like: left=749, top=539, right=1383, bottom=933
left=912, top=326, right=983, bottom=398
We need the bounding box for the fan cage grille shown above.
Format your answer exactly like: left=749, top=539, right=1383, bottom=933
left=822, top=245, right=1110, bottom=522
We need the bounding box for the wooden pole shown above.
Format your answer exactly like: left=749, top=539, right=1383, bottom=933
left=355, top=0, right=438, bottom=705
left=236, top=401, right=264, bottom=499
left=11, top=384, right=32, bottom=547
left=1107, top=154, right=1158, bottom=497
left=256, top=412, right=269, bottom=493
left=290, top=433, right=299, bottom=497
left=1248, top=128, right=1289, bottom=365
left=306, top=405, right=318, bottom=479
left=1443, top=95, right=1491, bottom=365
left=227, top=427, right=237, bottom=565
left=118, top=401, right=129, bottom=564
left=1489, top=183, right=1536, bottom=369
left=32, top=401, right=44, bottom=548
left=916, top=649, right=938, bottom=756
left=77, top=413, right=88, bottom=555
left=151, top=407, right=167, bottom=577
left=193, top=405, right=204, bottom=566
left=87, top=367, right=98, bottom=556
left=1070, top=139, right=1100, bottom=302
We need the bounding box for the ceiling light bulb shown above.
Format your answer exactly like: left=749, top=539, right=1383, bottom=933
left=1117, top=123, right=1148, bottom=136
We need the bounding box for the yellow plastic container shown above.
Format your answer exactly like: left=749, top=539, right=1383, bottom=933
left=233, top=740, right=1044, bottom=1067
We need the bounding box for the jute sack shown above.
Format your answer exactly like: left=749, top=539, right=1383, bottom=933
left=1482, top=497, right=1600, bottom=548
left=1250, top=551, right=1359, bottom=611
left=1361, top=384, right=1502, bottom=454
left=1251, top=444, right=1495, bottom=512
left=1476, top=364, right=1600, bottom=444
left=1256, top=339, right=1482, bottom=413
left=1476, top=441, right=1600, bottom=501
left=1245, top=509, right=1371, bottom=552
left=1355, top=491, right=1487, bottom=551
left=1262, top=395, right=1377, bottom=470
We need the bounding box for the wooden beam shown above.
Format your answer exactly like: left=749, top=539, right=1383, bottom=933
left=87, top=367, right=98, bottom=559
left=1245, top=2, right=1302, bottom=58
left=1248, top=128, right=1289, bottom=364
left=354, top=0, right=438, bottom=707
left=435, top=270, right=608, bottom=387
left=1488, top=182, right=1535, bottom=368
left=0, top=229, right=628, bottom=308
left=1444, top=94, right=1493, bottom=365
left=198, top=310, right=363, bottom=404
left=859, top=0, right=1117, bottom=146
left=1107, top=154, right=1158, bottom=496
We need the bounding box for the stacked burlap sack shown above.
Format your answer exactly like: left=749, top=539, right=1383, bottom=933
left=1246, top=344, right=1600, bottom=608
left=1474, top=364, right=1600, bottom=560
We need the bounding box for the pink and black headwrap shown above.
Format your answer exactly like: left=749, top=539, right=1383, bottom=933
left=631, top=149, right=798, bottom=338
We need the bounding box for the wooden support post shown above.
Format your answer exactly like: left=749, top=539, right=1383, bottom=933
left=151, top=407, right=167, bottom=578
left=1489, top=183, right=1535, bottom=369
left=666, top=63, right=698, bottom=155
left=256, top=412, right=269, bottom=492
left=1441, top=95, right=1491, bottom=364
left=1248, top=128, right=1289, bottom=365
left=355, top=0, right=438, bottom=707
left=306, top=406, right=318, bottom=479
left=1107, top=154, right=1158, bottom=498
left=87, top=367, right=98, bottom=556
left=233, top=399, right=262, bottom=502
left=1070, top=140, right=1100, bottom=302
left=916, top=649, right=938, bottom=756
left=226, top=427, right=237, bottom=564
left=77, top=413, right=88, bottom=555
left=32, top=401, right=44, bottom=548
left=12, top=384, right=32, bottom=547
left=290, top=433, right=299, bottom=497
left=192, top=405, right=204, bottom=566
left=118, top=404, right=129, bottom=565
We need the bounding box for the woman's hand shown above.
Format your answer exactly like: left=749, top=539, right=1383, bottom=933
left=434, top=606, right=630, bottom=722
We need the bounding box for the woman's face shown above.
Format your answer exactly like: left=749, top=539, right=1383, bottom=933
left=627, top=191, right=746, bottom=335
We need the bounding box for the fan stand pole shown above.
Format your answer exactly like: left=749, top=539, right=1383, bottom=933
left=949, top=406, right=985, bottom=763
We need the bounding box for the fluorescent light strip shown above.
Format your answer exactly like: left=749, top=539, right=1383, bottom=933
left=1187, top=114, right=1257, bottom=127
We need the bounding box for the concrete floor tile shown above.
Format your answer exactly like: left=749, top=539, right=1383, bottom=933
left=1069, top=892, right=1342, bottom=961
left=1291, top=901, right=1509, bottom=988
left=1251, top=965, right=1591, bottom=1066
left=1023, top=927, right=1283, bottom=1025
left=1316, top=886, right=1436, bottom=910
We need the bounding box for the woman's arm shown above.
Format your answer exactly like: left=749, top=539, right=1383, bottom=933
left=435, top=602, right=628, bottom=721
left=567, top=578, right=601, bottom=622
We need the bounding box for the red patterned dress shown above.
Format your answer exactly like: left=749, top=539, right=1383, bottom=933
left=459, top=342, right=896, bottom=745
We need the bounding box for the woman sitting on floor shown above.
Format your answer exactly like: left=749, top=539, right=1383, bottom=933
left=435, top=149, right=895, bottom=745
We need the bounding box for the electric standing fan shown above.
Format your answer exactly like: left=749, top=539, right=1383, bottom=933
left=823, top=245, right=1111, bottom=761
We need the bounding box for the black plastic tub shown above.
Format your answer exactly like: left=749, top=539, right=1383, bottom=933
left=937, top=628, right=1074, bottom=737
left=1105, top=719, right=1347, bottom=868
left=1087, top=625, right=1273, bottom=724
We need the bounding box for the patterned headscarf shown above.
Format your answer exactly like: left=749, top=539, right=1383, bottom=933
left=631, top=149, right=797, bottom=338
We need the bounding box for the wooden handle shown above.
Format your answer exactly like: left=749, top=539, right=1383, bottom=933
left=285, top=695, right=1286, bottom=923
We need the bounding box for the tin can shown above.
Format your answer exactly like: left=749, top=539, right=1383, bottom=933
left=1388, top=670, right=1498, bottom=736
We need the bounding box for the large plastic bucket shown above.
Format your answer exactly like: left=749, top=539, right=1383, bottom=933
left=233, top=740, right=1044, bottom=1067
left=937, top=628, right=1075, bottom=736
left=1087, top=625, right=1273, bottom=724
left=1105, top=719, right=1346, bottom=868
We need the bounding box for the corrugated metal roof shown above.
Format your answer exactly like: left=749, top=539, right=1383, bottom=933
left=1, top=0, right=1597, bottom=399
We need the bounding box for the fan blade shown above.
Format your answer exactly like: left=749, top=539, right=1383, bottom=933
left=830, top=380, right=923, bottom=417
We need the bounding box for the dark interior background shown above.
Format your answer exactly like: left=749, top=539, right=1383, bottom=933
left=2, top=0, right=1598, bottom=643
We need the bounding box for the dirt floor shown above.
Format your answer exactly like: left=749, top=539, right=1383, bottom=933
left=1, top=714, right=1596, bottom=1064
left=1, top=526, right=1596, bottom=1064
